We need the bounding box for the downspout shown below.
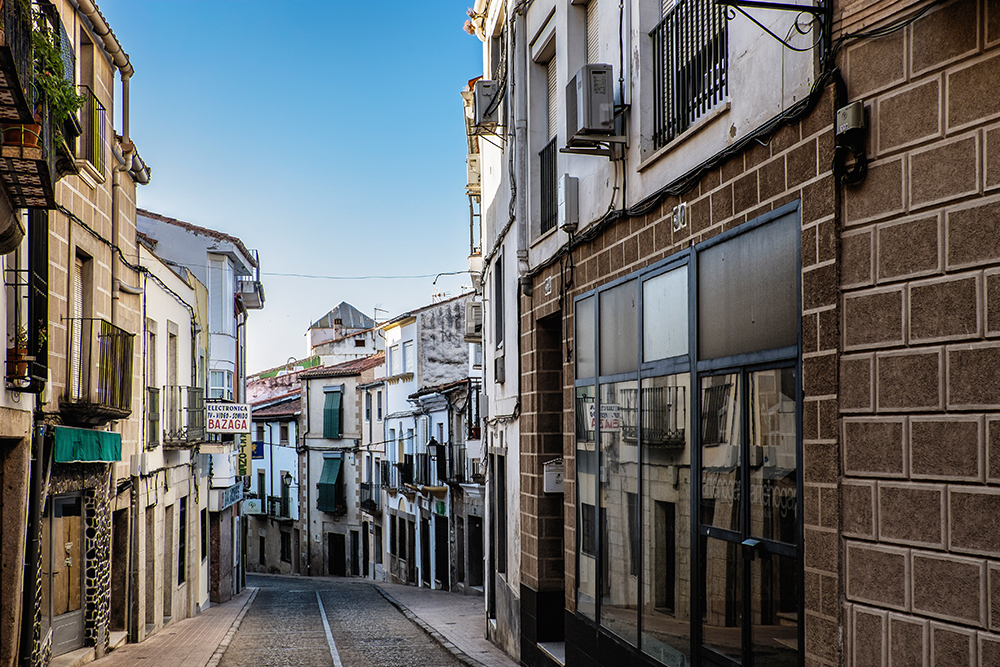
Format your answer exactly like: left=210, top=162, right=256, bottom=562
left=513, top=4, right=531, bottom=296
left=110, top=144, right=134, bottom=328
left=19, top=425, right=44, bottom=665
left=74, top=0, right=134, bottom=142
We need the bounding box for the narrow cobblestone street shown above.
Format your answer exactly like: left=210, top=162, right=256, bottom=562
left=219, top=575, right=464, bottom=667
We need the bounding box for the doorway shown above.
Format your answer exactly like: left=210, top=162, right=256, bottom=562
left=350, top=530, right=360, bottom=576
left=45, top=495, right=84, bottom=656
left=329, top=533, right=346, bottom=576
left=435, top=515, right=449, bottom=590
left=468, top=515, right=484, bottom=587
left=362, top=522, right=370, bottom=577
left=110, top=509, right=128, bottom=631
left=699, top=367, right=799, bottom=667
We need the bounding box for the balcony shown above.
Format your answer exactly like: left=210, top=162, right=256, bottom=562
left=61, top=318, right=134, bottom=427
left=0, top=0, right=34, bottom=124
left=389, top=459, right=413, bottom=492
left=163, top=385, right=206, bottom=448
left=237, top=277, right=264, bottom=310
left=0, top=8, right=74, bottom=209
left=266, top=495, right=291, bottom=519
left=360, top=481, right=381, bottom=515
left=446, top=444, right=467, bottom=484
left=414, top=452, right=430, bottom=486
left=75, top=85, right=106, bottom=182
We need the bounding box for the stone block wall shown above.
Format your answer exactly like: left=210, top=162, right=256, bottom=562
left=839, top=1, right=1000, bottom=664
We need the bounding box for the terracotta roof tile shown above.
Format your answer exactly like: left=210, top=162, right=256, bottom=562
left=299, top=352, right=385, bottom=379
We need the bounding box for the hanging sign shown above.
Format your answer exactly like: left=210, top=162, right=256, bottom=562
left=206, top=403, right=251, bottom=433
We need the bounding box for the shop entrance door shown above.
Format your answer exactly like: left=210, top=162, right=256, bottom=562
left=46, top=495, right=85, bottom=656
left=698, top=367, right=800, bottom=667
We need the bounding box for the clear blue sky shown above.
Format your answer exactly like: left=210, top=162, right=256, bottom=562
left=97, top=1, right=482, bottom=373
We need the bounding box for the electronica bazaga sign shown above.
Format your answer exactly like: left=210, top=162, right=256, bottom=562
left=206, top=403, right=251, bottom=433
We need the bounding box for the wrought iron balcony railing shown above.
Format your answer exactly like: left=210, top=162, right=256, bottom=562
left=163, top=385, right=206, bottom=447
left=414, top=452, right=431, bottom=486
left=360, top=481, right=381, bottom=515
left=390, top=459, right=413, bottom=490
left=267, top=495, right=290, bottom=518
left=61, top=318, right=134, bottom=426
left=446, top=444, right=467, bottom=484
left=0, top=0, right=34, bottom=123
left=76, top=85, right=106, bottom=177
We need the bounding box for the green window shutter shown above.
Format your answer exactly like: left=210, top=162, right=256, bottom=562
left=317, top=456, right=343, bottom=513
left=323, top=390, right=342, bottom=439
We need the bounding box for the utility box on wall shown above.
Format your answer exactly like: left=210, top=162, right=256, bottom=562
left=543, top=458, right=564, bottom=494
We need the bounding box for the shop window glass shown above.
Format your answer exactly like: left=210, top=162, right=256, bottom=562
left=599, top=380, right=639, bottom=646
left=599, top=280, right=638, bottom=376
left=576, top=296, right=595, bottom=379
left=698, top=213, right=798, bottom=360
left=576, top=384, right=597, bottom=620
left=748, top=368, right=798, bottom=545
left=642, top=267, right=688, bottom=362
left=701, top=374, right=741, bottom=532
left=641, top=373, right=692, bottom=665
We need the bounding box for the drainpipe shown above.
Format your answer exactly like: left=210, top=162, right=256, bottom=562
left=110, top=144, right=133, bottom=327
left=19, top=425, right=44, bottom=666
left=513, top=5, right=530, bottom=296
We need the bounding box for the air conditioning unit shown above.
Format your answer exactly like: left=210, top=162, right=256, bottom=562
left=467, top=154, right=481, bottom=192
left=566, top=64, right=614, bottom=144
left=465, top=301, right=483, bottom=342
left=474, top=79, right=499, bottom=129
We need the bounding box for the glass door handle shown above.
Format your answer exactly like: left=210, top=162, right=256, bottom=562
left=741, top=538, right=761, bottom=561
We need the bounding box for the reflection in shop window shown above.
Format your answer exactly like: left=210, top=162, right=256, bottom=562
left=599, top=380, right=639, bottom=647
left=576, top=384, right=597, bottom=620
left=641, top=373, right=692, bottom=667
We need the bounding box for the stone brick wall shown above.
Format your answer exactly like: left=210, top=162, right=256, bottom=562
left=839, top=1, right=1000, bottom=664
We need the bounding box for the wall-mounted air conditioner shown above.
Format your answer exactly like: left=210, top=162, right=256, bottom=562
left=467, top=154, right=481, bottom=192
left=474, top=79, right=499, bottom=129
left=465, top=301, right=483, bottom=342
left=566, top=63, right=614, bottom=144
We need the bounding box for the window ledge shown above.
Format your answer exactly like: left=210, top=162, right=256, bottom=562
left=637, top=101, right=731, bottom=173
left=75, top=158, right=105, bottom=187
left=531, top=223, right=558, bottom=249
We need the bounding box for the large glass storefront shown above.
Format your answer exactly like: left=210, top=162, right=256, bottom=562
left=574, top=205, right=802, bottom=667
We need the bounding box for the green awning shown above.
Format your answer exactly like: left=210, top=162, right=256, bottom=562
left=53, top=426, right=122, bottom=463
left=317, top=456, right=342, bottom=513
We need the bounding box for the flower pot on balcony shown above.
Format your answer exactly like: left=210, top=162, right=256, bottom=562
left=2, top=108, right=42, bottom=148
left=6, top=347, right=28, bottom=378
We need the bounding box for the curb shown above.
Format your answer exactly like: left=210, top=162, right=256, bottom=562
left=373, top=585, right=490, bottom=667
left=205, top=587, right=259, bottom=667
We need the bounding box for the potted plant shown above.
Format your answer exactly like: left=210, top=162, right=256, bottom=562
left=7, top=324, right=28, bottom=378
left=2, top=11, right=84, bottom=149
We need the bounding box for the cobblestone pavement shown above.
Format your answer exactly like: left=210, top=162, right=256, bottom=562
left=220, top=574, right=463, bottom=667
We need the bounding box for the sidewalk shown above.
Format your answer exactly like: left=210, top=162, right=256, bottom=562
left=80, top=587, right=257, bottom=667
left=76, top=579, right=516, bottom=667
left=373, top=581, right=517, bottom=667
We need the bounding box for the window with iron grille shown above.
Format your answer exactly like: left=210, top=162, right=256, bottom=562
left=540, top=138, right=558, bottom=234
left=650, top=0, right=728, bottom=150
